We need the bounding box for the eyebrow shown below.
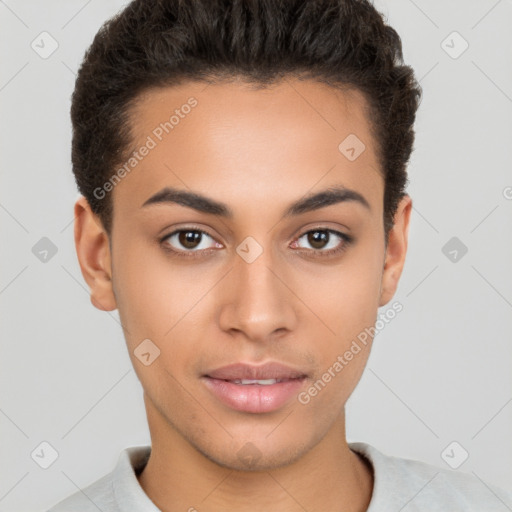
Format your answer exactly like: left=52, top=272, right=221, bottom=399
left=141, top=184, right=371, bottom=218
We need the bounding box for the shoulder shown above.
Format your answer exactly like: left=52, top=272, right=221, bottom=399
left=47, top=471, right=115, bottom=511
left=47, top=445, right=153, bottom=512
left=349, top=441, right=512, bottom=511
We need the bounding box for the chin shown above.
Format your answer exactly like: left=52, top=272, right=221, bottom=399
left=208, top=444, right=308, bottom=472
left=189, top=428, right=316, bottom=473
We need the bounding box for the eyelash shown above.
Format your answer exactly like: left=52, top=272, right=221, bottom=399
left=159, top=225, right=354, bottom=259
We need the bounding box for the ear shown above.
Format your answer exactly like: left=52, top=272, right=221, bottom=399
left=379, top=194, right=412, bottom=307
left=74, top=196, right=117, bottom=311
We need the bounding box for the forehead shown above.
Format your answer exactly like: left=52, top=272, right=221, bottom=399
left=113, top=78, right=383, bottom=218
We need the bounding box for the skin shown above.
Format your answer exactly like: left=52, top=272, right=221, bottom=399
left=74, top=77, right=411, bottom=512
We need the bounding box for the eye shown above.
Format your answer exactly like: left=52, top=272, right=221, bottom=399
left=161, top=228, right=221, bottom=255
left=160, top=226, right=353, bottom=259
left=292, top=228, right=353, bottom=256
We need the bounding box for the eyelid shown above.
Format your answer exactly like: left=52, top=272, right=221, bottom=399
left=159, top=224, right=353, bottom=257
left=296, top=227, right=351, bottom=243
left=292, top=227, right=353, bottom=256
left=159, top=224, right=220, bottom=255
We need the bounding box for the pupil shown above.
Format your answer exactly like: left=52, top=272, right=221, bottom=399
left=309, top=231, right=327, bottom=249
left=180, top=231, right=201, bottom=249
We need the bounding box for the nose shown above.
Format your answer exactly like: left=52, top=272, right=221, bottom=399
left=218, top=243, right=298, bottom=344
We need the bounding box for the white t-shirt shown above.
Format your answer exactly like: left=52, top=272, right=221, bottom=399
left=47, top=442, right=512, bottom=511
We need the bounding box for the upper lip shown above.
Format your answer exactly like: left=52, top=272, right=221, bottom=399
left=204, top=362, right=308, bottom=381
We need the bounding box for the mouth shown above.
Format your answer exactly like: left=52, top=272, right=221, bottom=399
left=217, top=378, right=299, bottom=385
left=201, top=362, right=308, bottom=413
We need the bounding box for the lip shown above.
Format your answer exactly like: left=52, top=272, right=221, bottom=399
left=202, top=362, right=308, bottom=413
left=204, top=362, right=308, bottom=381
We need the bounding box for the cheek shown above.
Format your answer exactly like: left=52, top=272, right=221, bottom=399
left=297, top=273, right=379, bottom=415
left=111, top=241, right=216, bottom=376
left=112, top=225, right=192, bottom=314
left=298, top=241, right=383, bottom=404
left=111, top=248, right=197, bottom=408
left=311, top=249, right=383, bottom=338
left=111, top=238, right=175, bottom=345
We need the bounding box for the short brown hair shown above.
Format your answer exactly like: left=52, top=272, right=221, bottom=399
left=71, top=0, right=422, bottom=238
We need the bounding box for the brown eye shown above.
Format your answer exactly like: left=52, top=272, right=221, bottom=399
left=161, top=229, right=219, bottom=253
left=294, top=228, right=353, bottom=257
left=178, top=230, right=202, bottom=249
left=297, top=229, right=343, bottom=250
left=306, top=230, right=329, bottom=249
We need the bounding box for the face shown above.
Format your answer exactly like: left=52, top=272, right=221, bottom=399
left=75, top=78, right=411, bottom=471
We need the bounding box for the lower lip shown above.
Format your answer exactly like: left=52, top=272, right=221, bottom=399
left=202, top=377, right=307, bottom=413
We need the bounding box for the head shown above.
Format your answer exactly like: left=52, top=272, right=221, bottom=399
left=73, top=0, right=421, bottom=470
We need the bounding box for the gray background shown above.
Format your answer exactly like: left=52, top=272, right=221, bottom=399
left=1, top=0, right=511, bottom=510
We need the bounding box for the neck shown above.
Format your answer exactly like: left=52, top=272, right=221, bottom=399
left=137, top=397, right=373, bottom=512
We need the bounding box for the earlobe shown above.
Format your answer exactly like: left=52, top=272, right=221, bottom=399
left=74, top=196, right=117, bottom=312
left=379, top=194, right=412, bottom=307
